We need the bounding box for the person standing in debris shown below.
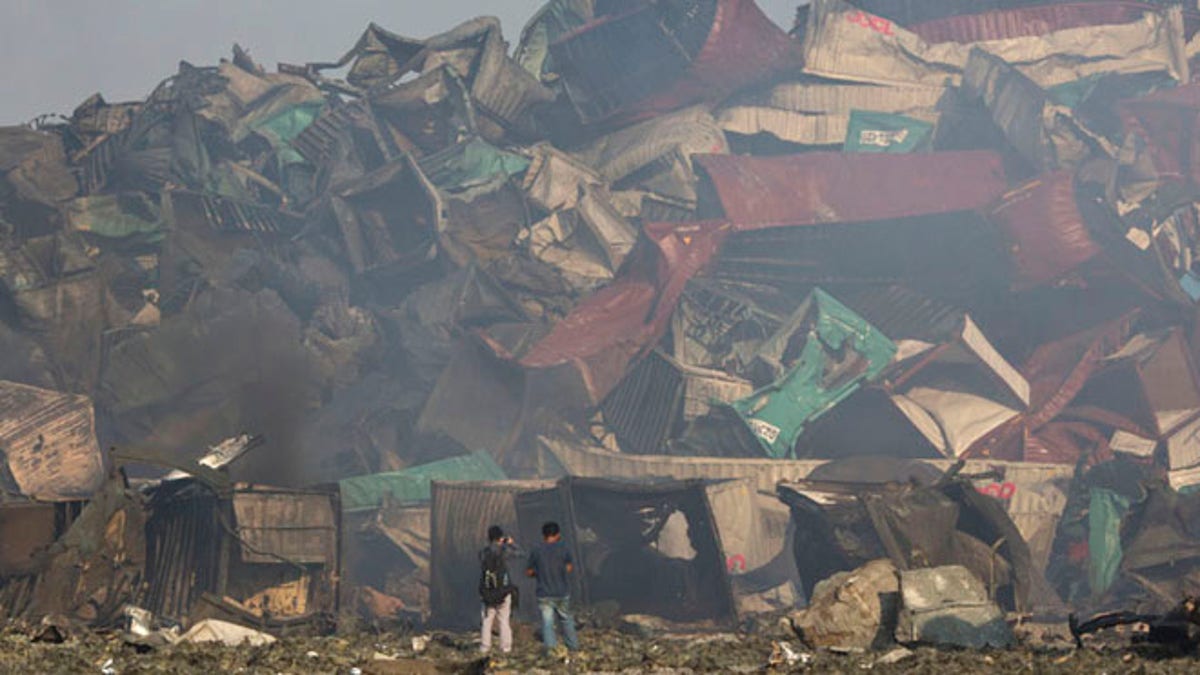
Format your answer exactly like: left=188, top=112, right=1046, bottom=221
left=526, top=521, right=579, bottom=652
left=479, top=525, right=519, bottom=655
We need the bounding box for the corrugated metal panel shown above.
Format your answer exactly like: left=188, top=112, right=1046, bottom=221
left=1120, top=83, right=1200, bottom=188
left=912, top=2, right=1160, bottom=44
left=707, top=211, right=1010, bottom=298
left=465, top=19, right=555, bottom=139
left=429, top=480, right=555, bottom=628
left=544, top=430, right=1072, bottom=493
left=601, top=351, right=686, bottom=455
left=165, top=190, right=304, bottom=236
left=232, top=490, right=337, bottom=565
left=988, top=171, right=1102, bottom=290
left=694, top=152, right=1008, bottom=229
left=0, top=381, right=103, bottom=501
left=514, top=220, right=729, bottom=407
left=835, top=285, right=963, bottom=343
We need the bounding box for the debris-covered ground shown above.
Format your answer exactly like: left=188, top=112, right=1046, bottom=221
left=7, top=621, right=1200, bottom=675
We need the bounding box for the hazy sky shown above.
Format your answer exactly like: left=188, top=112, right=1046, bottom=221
left=1, top=1, right=799, bottom=124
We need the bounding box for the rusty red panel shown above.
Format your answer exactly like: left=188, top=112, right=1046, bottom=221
left=911, top=2, right=1162, bottom=44
left=631, top=0, right=801, bottom=121
left=694, top=151, right=1009, bottom=230
left=989, top=171, right=1103, bottom=291
left=515, top=220, right=730, bottom=406
left=1120, top=84, right=1200, bottom=189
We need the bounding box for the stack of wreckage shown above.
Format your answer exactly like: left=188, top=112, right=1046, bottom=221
left=9, top=0, right=1200, bottom=646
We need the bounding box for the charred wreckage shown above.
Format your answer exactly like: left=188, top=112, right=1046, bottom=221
left=6, top=0, right=1200, bottom=652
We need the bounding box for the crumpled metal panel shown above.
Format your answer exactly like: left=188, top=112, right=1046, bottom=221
left=551, top=0, right=798, bottom=126
left=695, top=151, right=1008, bottom=230
left=512, top=220, right=729, bottom=408
left=988, top=171, right=1102, bottom=290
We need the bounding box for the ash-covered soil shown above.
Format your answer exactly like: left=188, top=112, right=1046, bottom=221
left=5, top=621, right=1200, bottom=675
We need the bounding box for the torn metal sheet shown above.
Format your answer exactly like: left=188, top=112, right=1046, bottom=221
left=848, top=0, right=1006, bottom=27
left=716, top=79, right=946, bottom=147
left=417, top=136, right=530, bottom=192
left=550, top=0, right=797, bottom=126
left=964, top=48, right=1111, bottom=172
left=369, top=65, right=477, bottom=155
left=731, top=289, right=898, bottom=459
left=515, top=0, right=596, bottom=79
left=573, top=106, right=728, bottom=205
left=671, top=279, right=785, bottom=372
left=882, top=315, right=1031, bottom=459
left=314, top=23, right=425, bottom=93
left=70, top=94, right=140, bottom=139
left=521, top=182, right=638, bottom=293
left=508, top=220, right=729, bottom=408
left=438, top=17, right=555, bottom=142
left=694, top=151, right=1008, bottom=229
left=23, top=471, right=145, bottom=624
left=521, top=142, right=603, bottom=213
left=1097, top=328, right=1200, bottom=439
left=0, top=381, right=104, bottom=501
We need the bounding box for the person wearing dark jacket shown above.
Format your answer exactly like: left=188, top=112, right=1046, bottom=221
left=525, top=521, right=579, bottom=651
left=479, top=525, right=519, bottom=654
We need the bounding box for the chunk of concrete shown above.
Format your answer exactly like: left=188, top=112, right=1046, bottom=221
left=789, top=558, right=899, bottom=650
left=894, top=565, right=1013, bottom=649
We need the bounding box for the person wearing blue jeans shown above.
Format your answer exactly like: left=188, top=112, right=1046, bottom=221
left=526, top=521, right=579, bottom=651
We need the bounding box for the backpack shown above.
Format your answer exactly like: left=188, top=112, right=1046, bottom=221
left=479, top=545, right=511, bottom=607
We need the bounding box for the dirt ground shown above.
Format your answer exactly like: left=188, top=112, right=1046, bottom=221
left=6, top=619, right=1200, bottom=675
